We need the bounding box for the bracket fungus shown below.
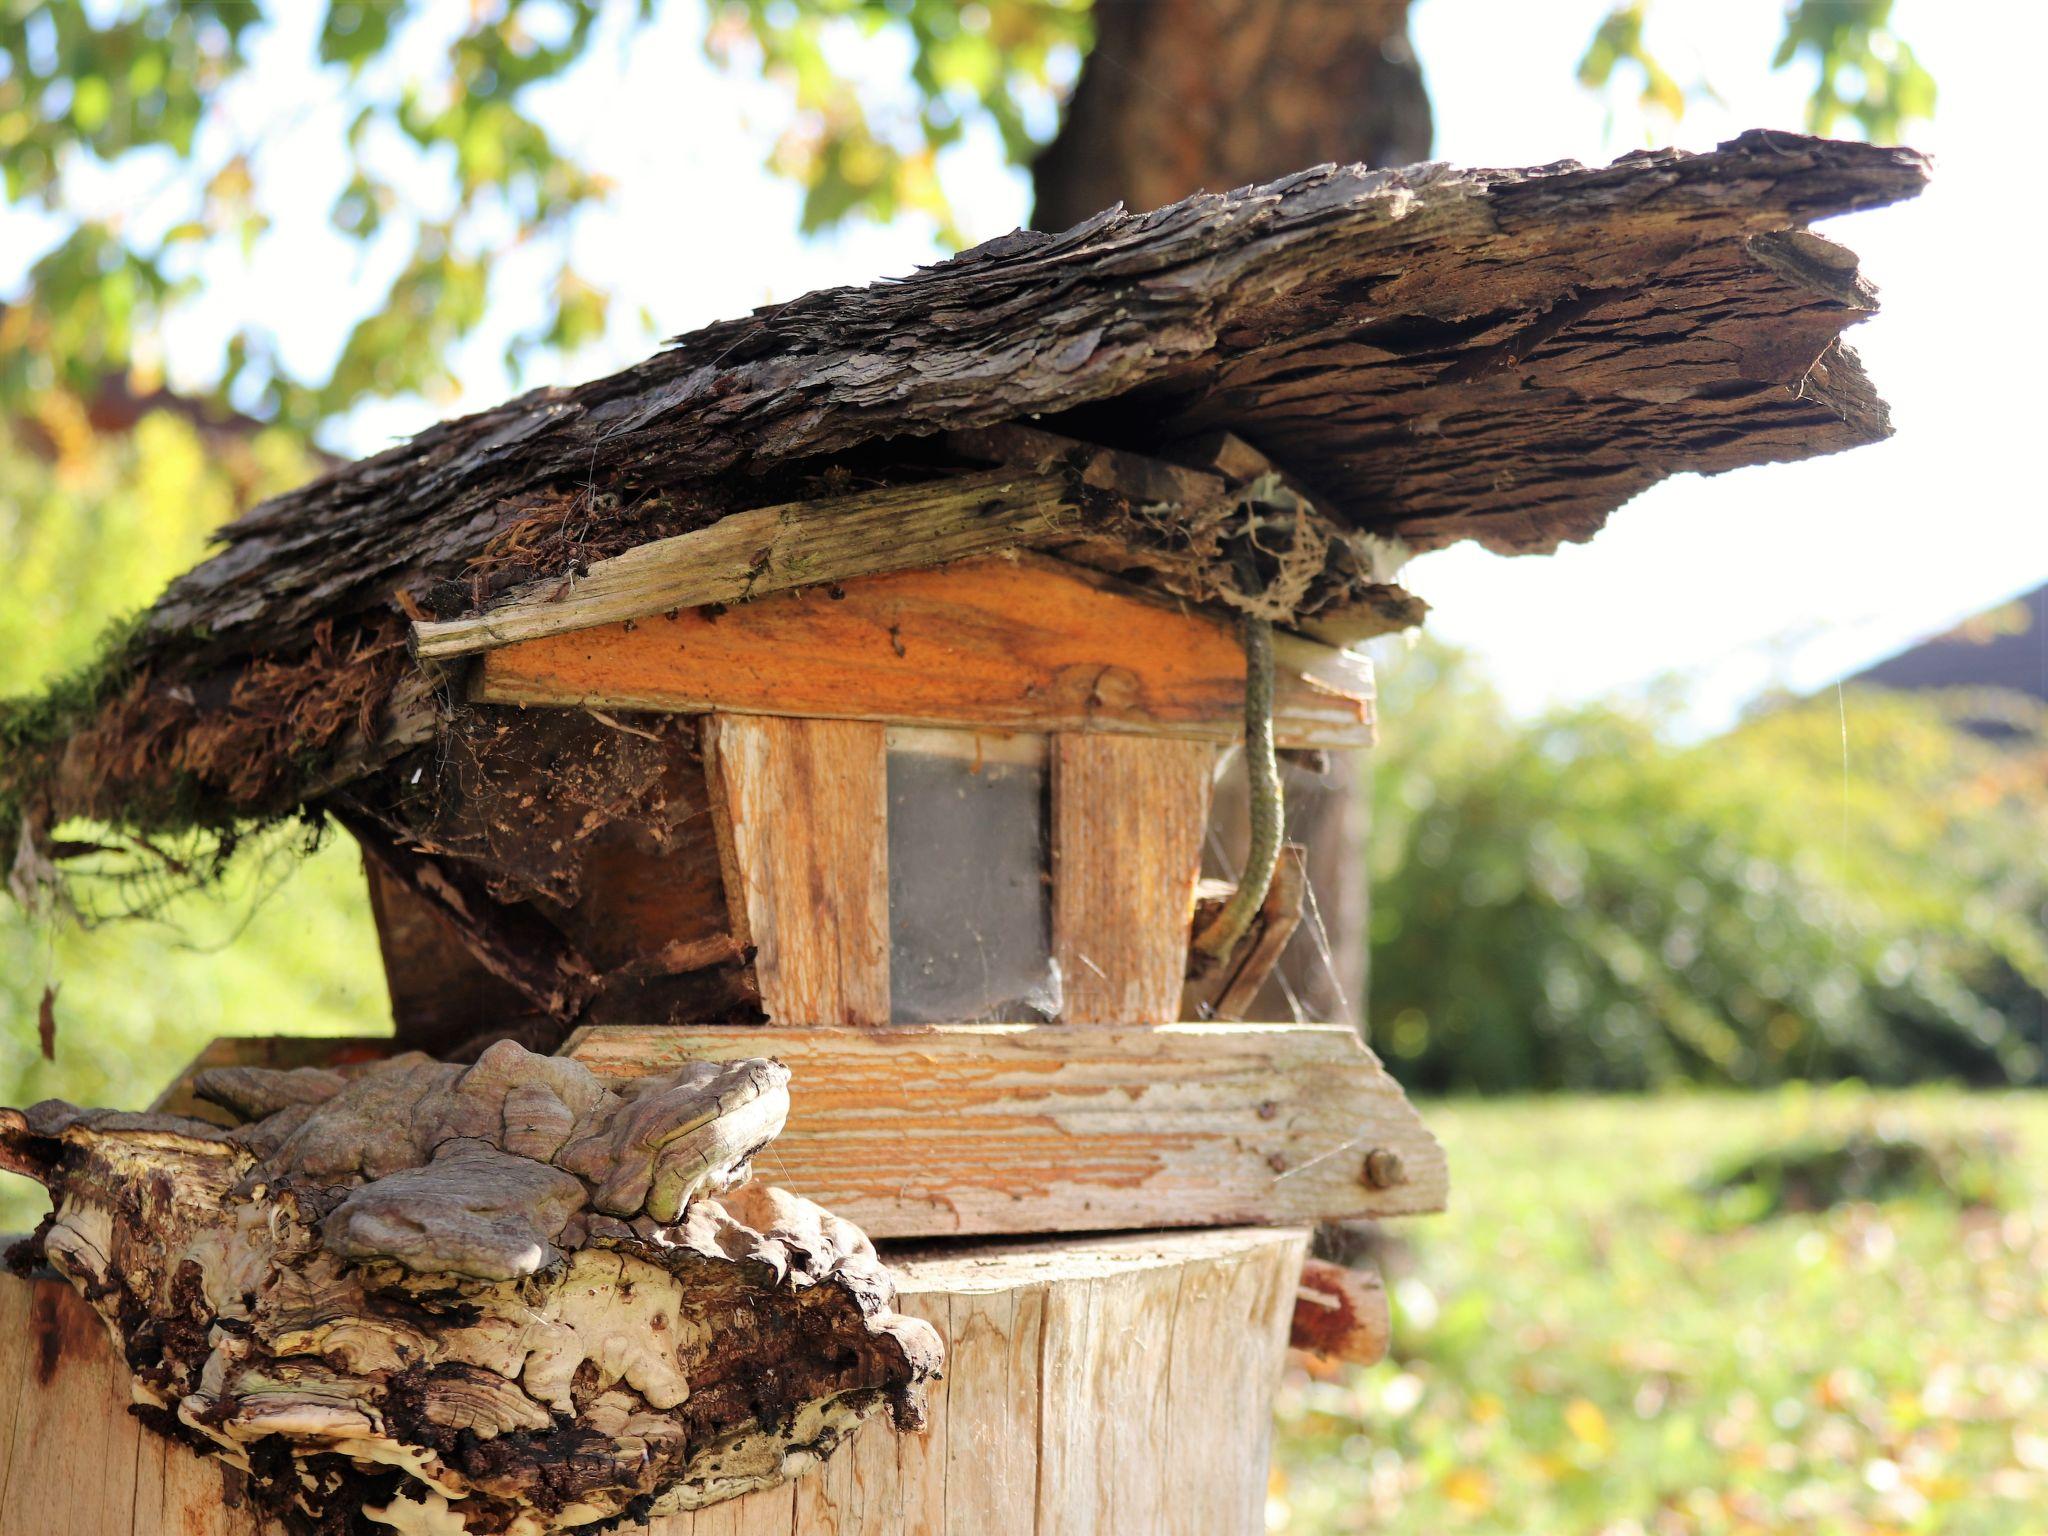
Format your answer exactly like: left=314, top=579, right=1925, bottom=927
left=0, top=1042, right=942, bottom=1535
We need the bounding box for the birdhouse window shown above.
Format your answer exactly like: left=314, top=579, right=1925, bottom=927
left=884, top=727, right=1058, bottom=1024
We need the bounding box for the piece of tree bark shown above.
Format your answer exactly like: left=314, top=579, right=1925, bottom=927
left=0, top=1042, right=941, bottom=1535
left=26, top=138, right=1924, bottom=837
left=1032, top=0, right=1430, bottom=231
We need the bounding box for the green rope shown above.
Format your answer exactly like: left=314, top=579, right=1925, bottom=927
left=1196, top=614, right=1282, bottom=964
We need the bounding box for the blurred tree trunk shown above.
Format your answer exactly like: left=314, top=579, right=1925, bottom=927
left=1033, top=0, right=1428, bottom=1026
left=1032, top=0, right=1431, bottom=233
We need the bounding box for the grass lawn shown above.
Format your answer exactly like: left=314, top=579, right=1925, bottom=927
left=1272, top=1089, right=2048, bottom=1535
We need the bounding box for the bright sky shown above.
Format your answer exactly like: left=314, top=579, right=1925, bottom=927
left=8, top=0, right=2044, bottom=732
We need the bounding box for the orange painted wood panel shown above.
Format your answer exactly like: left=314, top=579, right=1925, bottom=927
left=474, top=556, right=1374, bottom=748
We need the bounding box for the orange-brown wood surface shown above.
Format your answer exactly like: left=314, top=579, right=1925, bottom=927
left=1051, top=735, right=1214, bottom=1024
left=474, top=556, right=1374, bottom=748
left=704, top=714, right=890, bottom=1025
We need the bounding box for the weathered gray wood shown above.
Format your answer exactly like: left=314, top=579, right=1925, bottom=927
left=563, top=1021, right=1448, bottom=1234
left=415, top=472, right=1073, bottom=660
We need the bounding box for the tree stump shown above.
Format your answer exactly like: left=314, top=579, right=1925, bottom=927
left=0, top=1226, right=1306, bottom=1535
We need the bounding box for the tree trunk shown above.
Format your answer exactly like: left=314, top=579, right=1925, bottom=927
left=1032, top=0, right=1430, bottom=233
left=0, top=1227, right=1307, bottom=1535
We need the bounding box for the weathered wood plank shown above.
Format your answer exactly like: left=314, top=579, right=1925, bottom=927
left=1052, top=735, right=1214, bottom=1024
left=703, top=714, right=891, bottom=1026
left=563, top=1021, right=1447, bottom=1233
left=475, top=555, right=1375, bottom=749
left=415, top=472, right=1077, bottom=660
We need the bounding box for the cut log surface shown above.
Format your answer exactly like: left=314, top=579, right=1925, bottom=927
left=0, top=1226, right=1307, bottom=1536
left=474, top=555, right=1376, bottom=749
left=565, top=1022, right=1447, bottom=1234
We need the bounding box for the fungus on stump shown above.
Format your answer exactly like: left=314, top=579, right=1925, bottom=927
left=0, top=1042, right=942, bottom=1535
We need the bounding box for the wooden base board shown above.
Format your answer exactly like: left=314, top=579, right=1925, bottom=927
left=565, top=1022, right=1446, bottom=1235
left=147, top=1024, right=1446, bottom=1239
left=0, top=1227, right=1307, bottom=1536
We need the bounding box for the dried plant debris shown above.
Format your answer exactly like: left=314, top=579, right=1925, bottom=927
left=0, top=1042, right=942, bottom=1535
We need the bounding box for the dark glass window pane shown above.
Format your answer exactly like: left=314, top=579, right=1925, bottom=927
left=886, top=728, right=1057, bottom=1023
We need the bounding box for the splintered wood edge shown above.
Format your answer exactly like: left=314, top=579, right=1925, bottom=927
left=562, top=1021, right=1447, bottom=1236
left=413, top=471, right=1077, bottom=660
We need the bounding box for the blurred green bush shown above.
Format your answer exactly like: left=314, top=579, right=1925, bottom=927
left=0, top=411, right=388, bottom=1231
left=1367, top=641, right=2048, bottom=1091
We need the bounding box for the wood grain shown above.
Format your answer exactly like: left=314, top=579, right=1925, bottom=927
left=474, top=555, right=1376, bottom=749
left=0, top=1228, right=1305, bottom=1535
left=1052, top=734, right=1214, bottom=1024
left=633, top=1227, right=1307, bottom=1536
left=0, top=1277, right=251, bottom=1535
left=564, top=1021, right=1447, bottom=1233
left=416, top=472, right=1074, bottom=659
left=704, top=714, right=890, bottom=1025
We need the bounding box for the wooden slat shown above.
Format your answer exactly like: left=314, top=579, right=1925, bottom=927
left=473, top=555, right=1376, bottom=749
left=703, top=714, right=890, bottom=1026
left=564, top=1021, right=1446, bottom=1235
left=1051, top=735, right=1213, bottom=1024
left=415, top=472, right=1075, bottom=659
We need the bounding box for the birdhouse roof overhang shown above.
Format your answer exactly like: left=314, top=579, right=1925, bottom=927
left=0, top=131, right=1927, bottom=844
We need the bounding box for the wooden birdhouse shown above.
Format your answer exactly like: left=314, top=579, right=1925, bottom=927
left=0, top=134, right=1924, bottom=1535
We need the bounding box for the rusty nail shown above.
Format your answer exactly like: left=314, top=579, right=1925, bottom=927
left=1362, top=1148, right=1406, bottom=1189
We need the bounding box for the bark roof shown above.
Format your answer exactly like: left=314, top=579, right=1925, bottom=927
left=3, top=131, right=1927, bottom=840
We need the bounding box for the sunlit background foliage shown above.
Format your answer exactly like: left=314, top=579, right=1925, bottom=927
left=1368, top=643, right=2048, bottom=1092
